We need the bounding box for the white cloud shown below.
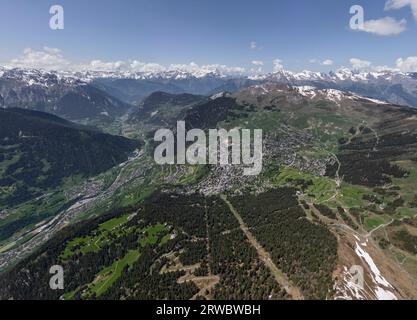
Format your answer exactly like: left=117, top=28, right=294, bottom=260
left=272, top=59, right=284, bottom=72
left=77, top=59, right=168, bottom=74
left=200, top=64, right=245, bottom=75
left=349, top=58, right=398, bottom=72
left=8, top=47, right=71, bottom=70
left=308, top=59, right=333, bottom=66
left=79, top=57, right=417, bottom=75
left=10, top=48, right=415, bottom=77
left=350, top=58, right=372, bottom=70
left=84, top=60, right=246, bottom=75
left=87, top=60, right=126, bottom=71
left=396, top=56, right=417, bottom=72
left=168, top=62, right=201, bottom=73
left=249, top=41, right=264, bottom=51
left=5, top=48, right=245, bottom=76
left=250, top=61, right=264, bottom=74
left=322, top=59, right=334, bottom=66
left=130, top=60, right=166, bottom=73
left=385, top=0, right=417, bottom=22
left=373, top=65, right=396, bottom=72
left=167, top=62, right=245, bottom=76
left=359, top=16, right=407, bottom=36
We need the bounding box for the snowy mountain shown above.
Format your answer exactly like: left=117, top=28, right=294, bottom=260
left=0, top=67, right=130, bottom=120
left=2, top=66, right=417, bottom=108
left=260, top=69, right=417, bottom=107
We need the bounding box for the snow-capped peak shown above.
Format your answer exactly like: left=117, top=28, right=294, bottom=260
left=1, top=64, right=414, bottom=85
left=0, top=67, right=85, bottom=87
left=293, top=85, right=389, bottom=105
left=1, top=65, right=416, bottom=108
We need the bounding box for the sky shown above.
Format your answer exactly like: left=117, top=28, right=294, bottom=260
left=0, top=0, right=416, bottom=74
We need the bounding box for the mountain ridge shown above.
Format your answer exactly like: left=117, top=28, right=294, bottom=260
left=2, top=65, right=417, bottom=108
left=0, top=108, right=141, bottom=207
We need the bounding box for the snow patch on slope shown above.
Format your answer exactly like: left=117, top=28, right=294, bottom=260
left=354, top=243, right=397, bottom=300
left=334, top=266, right=368, bottom=300
left=293, top=86, right=390, bottom=106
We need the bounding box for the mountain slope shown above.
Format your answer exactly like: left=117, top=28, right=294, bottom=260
left=0, top=108, right=140, bottom=207
left=0, top=68, right=131, bottom=121
left=92, top=78, right=185, bottom=105
left=93, top=74, right=226, bottom=105
left=128, top=91, right=208, bottom=126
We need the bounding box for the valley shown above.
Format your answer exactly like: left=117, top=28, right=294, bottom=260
left=1, top=73, right=417, bottom=300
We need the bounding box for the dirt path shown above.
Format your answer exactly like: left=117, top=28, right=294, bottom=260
left=204, top=199, right=213, bottom=276
left=220, top=195, right=304, bottom=300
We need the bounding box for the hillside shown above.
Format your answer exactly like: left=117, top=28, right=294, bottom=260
left=0, top=68, right=131, bottom=121
left=128, top=91, right=208, bottom=126
left=0, top=108, right=140, bottom=206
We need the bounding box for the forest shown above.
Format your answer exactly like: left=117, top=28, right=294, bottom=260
left=230, top=188, right=338, bottom=299
left=0, top=191, right=291, bottom=300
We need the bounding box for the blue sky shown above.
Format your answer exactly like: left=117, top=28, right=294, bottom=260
left=0, top=0, right=416, bottom=73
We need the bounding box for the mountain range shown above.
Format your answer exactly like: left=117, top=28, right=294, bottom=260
left=2, top=66, right=417, bottom=117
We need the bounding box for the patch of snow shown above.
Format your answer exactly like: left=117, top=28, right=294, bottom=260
left=355, top=243, right=397, bottom=300
left=210, top=92, right=226, bottom=100
left=334, top=266, right=368, bottom=300
left=375, top=287, right=397, bottom=300
left=323, top=89, right=344, bottom=102
left=362, top=97, right=388, bottom=105
left=294, top=86, right=317, bottom=98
